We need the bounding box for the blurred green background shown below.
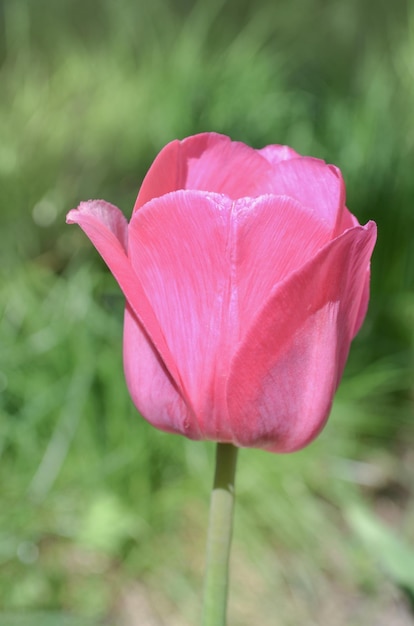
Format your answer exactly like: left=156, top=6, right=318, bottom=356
left=1, top=0, right=414, bottom=624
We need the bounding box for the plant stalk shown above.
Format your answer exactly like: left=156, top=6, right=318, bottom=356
left=202, top=442, right=239, bottom=626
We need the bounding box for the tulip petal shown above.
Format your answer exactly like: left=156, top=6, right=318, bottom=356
left=269, top=158, right=346, bottom=234
left=258, top=144, right=301, bottom=165
left=352, top=267, right=371, bottom=337
left=232, top=194, right=332, bottom=333
left=134, top=132, right=275, bottom=211
left=227, top=221, right=377, bottom=452
left=66, top=200, right=182, bottom=388
left=128, top=190, right=237, bottom=437
left=67, top=200, right=129, bottom=251
left=133, top=139, right=182, bottom=211
left=123, top=305, right=199, bottom=438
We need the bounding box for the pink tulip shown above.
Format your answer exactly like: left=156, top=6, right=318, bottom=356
left=67, top=132, right=376, bottom=453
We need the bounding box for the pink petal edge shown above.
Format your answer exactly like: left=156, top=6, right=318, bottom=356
left=66, top=200, right=184, bottom=395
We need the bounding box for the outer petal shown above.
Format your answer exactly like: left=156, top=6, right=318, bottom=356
left=226, top=221, right=377, bottom=453
left=134, top=133, right=275, bottom=211
left=352, top=267, right=371, bottom=337
left=67, top=200, right=129, bottom=251
left=123, top=305, right=199, bottom=438
left=66, top=200, right=182, bottom=389
left=231, top=194, right=332, bottom=334
left=128, top=190, right=236, bottom=438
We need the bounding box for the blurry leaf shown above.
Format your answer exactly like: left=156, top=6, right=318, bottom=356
left=77, top=493, right=136, bottom=555
left=346, top=503, right=414, bottom=593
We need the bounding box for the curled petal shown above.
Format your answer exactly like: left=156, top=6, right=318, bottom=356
left=67, top=200, right=129, bottom=252
left=227, top=221, right=377, bottom=452
left=66, top=200, right=182, bottom=388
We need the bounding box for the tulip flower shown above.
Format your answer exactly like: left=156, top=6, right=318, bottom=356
left=67, top=132, right=376, bottom=625
left=67, top=132, right=376, bottom=453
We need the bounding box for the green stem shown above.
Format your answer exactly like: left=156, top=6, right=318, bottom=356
left=202, top=443, right=239, bottom=626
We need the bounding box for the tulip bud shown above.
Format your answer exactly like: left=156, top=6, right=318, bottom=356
left=67, top=132, right=376, bottom=452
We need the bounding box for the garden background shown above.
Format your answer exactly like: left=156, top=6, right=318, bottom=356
left=1, top=0, right=414, bottom=624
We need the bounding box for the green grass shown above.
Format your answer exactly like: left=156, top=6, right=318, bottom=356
left=0, top=0, right=413, bottom=623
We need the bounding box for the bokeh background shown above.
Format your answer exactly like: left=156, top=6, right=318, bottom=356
left=1, top=0, right=414, bottom=624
